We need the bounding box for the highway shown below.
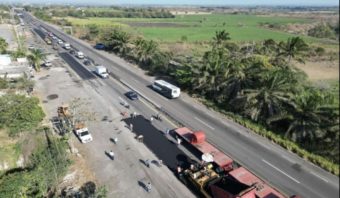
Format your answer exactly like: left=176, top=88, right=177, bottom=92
left=22, top=11, right=339, bottom=198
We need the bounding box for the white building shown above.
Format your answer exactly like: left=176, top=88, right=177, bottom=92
left=0, top=54, right=32, bottom=79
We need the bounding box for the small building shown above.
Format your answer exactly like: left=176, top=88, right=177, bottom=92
left=0, top=54, right=11, bottom=66
left=0, top=54, right=32, bottom=79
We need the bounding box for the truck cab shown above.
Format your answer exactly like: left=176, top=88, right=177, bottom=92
left=95, top=66, right=109, bottom=78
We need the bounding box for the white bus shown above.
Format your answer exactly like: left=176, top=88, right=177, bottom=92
left=152, top=80, right=181, bottom=98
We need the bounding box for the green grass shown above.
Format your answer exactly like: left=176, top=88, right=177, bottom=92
left=66, top=14, right=320, bottom=42
left=0, top=143, right=21, bottom=171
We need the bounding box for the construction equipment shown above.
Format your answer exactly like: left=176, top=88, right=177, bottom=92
left=184, top=163, right=219, bottom=198
left=58, top=104, right=71, bottom=118
left=175, top=127, right=286, bottom=198
left=55, top=104, right=72, bottom=135
left=183, top=163, right=257, bottom=198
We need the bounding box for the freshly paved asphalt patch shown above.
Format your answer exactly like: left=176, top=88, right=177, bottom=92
left=33, top=27, right=46, bottom=39
left=59, top=52, right=96, bottom=80
left=123, top=115, right=194, bottom=172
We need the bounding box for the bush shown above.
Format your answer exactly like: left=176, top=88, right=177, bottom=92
left=308, top=23, right=336, bottom=39
left=0, top=132, right=71, bottom=197
left=0, top=94, right=45, bottom=136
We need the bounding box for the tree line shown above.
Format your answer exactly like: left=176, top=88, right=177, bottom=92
left=98, top=28, right=339, bottom=172
left=31, top=6, right=175, bottom=19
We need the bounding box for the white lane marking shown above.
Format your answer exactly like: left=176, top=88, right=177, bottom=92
left=311, top=172, right=329, bottom=183
left=194, top=117, right=215, bottom=130
left=262, top=159, right=300, bottom=184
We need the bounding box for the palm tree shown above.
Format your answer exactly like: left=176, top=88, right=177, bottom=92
left=133, top=38, right=158, bottom=66
left=232, top=68, right=302, bottom=122
left=149, top=51, right=171, bottom=74
left=27, top=49, right=45, bottom=72
left=0, top=37, right=8, bottom=54
left=102, top=28, right=130, bottom=56
left=223, top=61, right=248, bottom=102
left=282, top=89, right=337, bottom=142
left=253, top=39, right=278, bottom=56
left=191, top=47, right=229, bottom=98
left=278, top=37, right=309, bottom=64
left=213, top=30, right=231, bottom=46
left=171, top=63, right=194, bottom=89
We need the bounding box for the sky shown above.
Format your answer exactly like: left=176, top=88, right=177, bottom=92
left=4, top=0, right=339, bottom=6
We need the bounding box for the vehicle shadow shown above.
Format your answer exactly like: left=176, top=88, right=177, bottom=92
left=104, top=151, right=114, bottom=160
left=139, top=159, right=149, bottom=167
left=137, top=180, right=148, bottom=192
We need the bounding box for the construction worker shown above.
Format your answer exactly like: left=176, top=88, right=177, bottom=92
left=165, top=128, right=170, bottom=135
left=133, top=112, right=137, bottom=118
left=150, top=116, right=154, bottom=122
left=145, top=159, right=150, bottom=168
left=113, top=137, right=118, bottom=144
left=137, top=135, right=144, bottom=142
left=177, top=137, right=182, bottom=145
left=146, top=182, right=152, bottom=192
left=109, top=150, right=114, bottom=160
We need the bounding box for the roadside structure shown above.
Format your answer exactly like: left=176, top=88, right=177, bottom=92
left=0, top=54, right=32, bottom=79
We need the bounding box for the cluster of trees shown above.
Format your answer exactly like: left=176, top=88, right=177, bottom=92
left=100, top=28, right=171, bottom=74
left=308, top=22, right=339, bottom=40
left=33, top=10, right=52, bottom=22
left=0, top=94, right=45, bottom=136
left=51, top=8, right=174, bottom=19
left=99, top=29, right=339, bottom=165
left=0, top=129, right=71, bottom=197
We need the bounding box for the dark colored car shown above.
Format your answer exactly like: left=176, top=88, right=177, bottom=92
left=125, top=91, right=139, bottom=100
left=95, top=43, right=105, bottom=50
left=69, top=49, right=76, bottom=55
left=83, top=59, right=92, bottom=66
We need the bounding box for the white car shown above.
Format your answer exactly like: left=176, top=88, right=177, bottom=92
left=57, top=39, right=63, bottom=44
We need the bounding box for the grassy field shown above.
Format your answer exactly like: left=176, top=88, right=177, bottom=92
left=66, top=14, right=318, bottom=42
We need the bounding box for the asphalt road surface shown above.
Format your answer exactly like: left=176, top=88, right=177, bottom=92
left=59, top=52, right=95, bottom=80
left=21, top=11, right=339, bottom=198
left=123, top=115, right=195, bottom=171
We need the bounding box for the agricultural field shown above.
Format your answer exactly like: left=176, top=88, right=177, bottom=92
left=64, top=12, right=339, bottom=105
left=65, top=14, right=319, bottom=42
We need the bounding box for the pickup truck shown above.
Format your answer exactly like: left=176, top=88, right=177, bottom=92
left=74, top=127, right=93, bottom=143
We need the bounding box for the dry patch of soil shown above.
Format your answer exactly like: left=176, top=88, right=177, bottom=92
left=295, top=60, right=339, bottom=81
